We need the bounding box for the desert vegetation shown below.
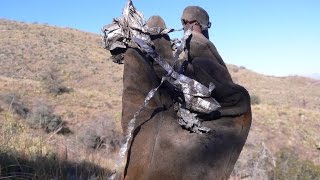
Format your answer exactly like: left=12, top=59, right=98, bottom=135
left=0, top=19, right=319, bottom=179
left=0, top=108, right=112, bottom=179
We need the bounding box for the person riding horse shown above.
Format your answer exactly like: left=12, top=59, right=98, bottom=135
left=120, top=6, right=252, bottom=180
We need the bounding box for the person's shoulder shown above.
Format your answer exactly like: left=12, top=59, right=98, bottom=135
left=191, top=31, right=206, bottom=39
left=190, top=31, right=215, bottom=48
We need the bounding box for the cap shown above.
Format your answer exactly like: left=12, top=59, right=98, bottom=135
left=181, top=6, right=211, bottom=30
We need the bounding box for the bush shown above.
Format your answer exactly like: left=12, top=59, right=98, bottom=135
left=1, top=93, right=29, bottom=118
left=0, top=152, right=112, bottom=179
left=27, top=103, right=70, bottom=134
left=80, top=115, right=122, bottom=152
left=232, top=145, right=320, bottom=179
left=269, top=148, right=320, bottom=180
left=232, top=66, right=239, bottom=73
left=250, top=94, right=261, bottom=105
left=41, top=66, right=72, bottom=95
left=232, top=143, right=275, bottom=179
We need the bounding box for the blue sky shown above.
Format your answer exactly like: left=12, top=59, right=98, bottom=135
left=1, top=0, right=319, bottom=76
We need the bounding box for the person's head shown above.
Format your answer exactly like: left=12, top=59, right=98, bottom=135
left=181, top=6, right=211, bottom=39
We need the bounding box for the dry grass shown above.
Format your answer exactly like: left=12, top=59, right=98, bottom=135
left=229, top=64, right=320, bottom=110
left=0, top=19, right=320, bottom=179
left=0, top=100, right=115, bottom=178
left=229, top=65, right=320, bottom=179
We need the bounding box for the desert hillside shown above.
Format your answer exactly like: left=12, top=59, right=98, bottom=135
left=0, top=19, right=319, bottom=179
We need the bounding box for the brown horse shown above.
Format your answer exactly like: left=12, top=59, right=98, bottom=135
left=120, top=16, right=251, bottom=180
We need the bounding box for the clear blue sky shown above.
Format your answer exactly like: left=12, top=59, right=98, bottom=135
left=1, top=0, right=319, bottom=76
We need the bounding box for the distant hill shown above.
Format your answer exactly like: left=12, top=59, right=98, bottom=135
left=1, top=19, right=319, bottom=179
left=305, top=73, right=320, bottom=80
